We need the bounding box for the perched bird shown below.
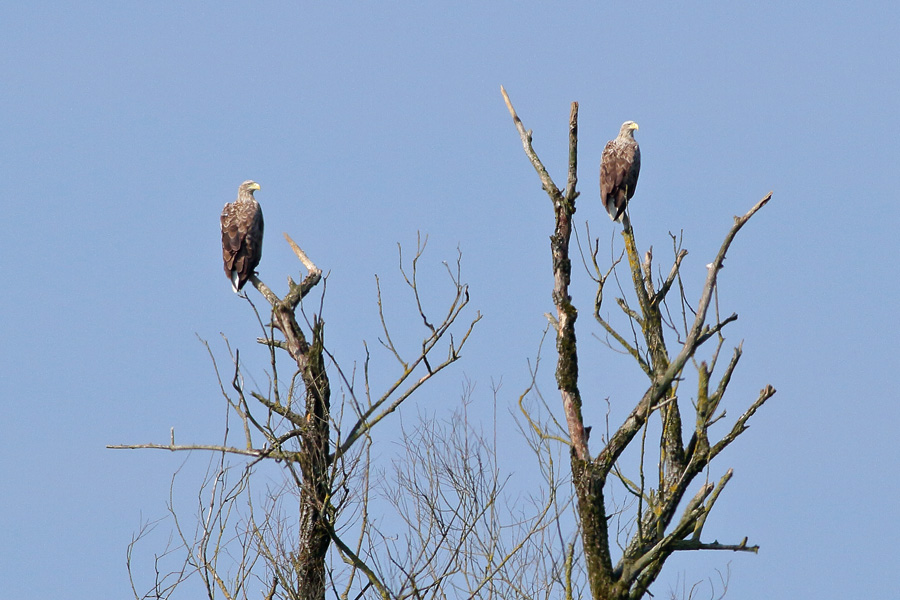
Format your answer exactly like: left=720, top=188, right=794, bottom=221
left=220, top=180, right=264, bottom=293
left=600, top=121, right=641, bottom=223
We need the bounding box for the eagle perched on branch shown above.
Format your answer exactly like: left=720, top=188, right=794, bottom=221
left=600, top=121, right=641, bottom=223
left=221, top=180, right=264, bottom=293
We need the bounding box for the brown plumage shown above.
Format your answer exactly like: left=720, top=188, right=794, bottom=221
left=221, top=180, right=264, bottom=293
left=600, top=121, right=641, bottom=223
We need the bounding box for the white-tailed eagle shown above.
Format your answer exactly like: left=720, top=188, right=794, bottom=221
left=221, top=180, right=264, bottom=293
left=600, top=121, right=641, bottom=223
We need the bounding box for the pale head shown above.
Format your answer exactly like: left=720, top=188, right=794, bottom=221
left=618, top=121, right=639, bottom=138
left=237, top=180, right=261, bottom=202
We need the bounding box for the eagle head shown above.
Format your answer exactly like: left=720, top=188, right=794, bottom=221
left=619, top=121, right=639, bottom=138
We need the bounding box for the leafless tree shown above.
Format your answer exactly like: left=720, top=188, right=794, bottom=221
left=112, top=233, right=482, bottom=600
left=329, top=383, right=571, bottom=600
left=115, top=87, right=774, bottom=600
left=501, top=87, right=775, bottom=600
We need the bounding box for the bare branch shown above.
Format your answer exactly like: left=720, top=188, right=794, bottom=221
left=327, top=525, right=391, bottom=600
left=106, top=442, right=303, bottom=462
left=692, top=469, right=733, bottom=541
left=669, top=538, right=759, bottom=554
left=500, top=85, right=563, bottom=203
left=337, top=244, right=480, bottom=460
left=664, top=193, right=773, bottom=385
left=709, top=384, right=777, bottom=460
left=695, top=313, right=739, bottom=347
left=653, top=249, right=689, bottom=308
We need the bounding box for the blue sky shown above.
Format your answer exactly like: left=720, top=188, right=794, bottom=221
left=2, top=2, right=898, bottom=598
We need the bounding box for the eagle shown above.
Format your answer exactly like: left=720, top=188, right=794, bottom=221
left=221, top=180, right=264, bottom=293
left=600, top=121, right=641, bottom=223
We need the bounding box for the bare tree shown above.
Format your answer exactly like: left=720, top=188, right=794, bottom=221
left=112, top=233, right=480, bottom=600
left=333, top=386, right=568, bottom=600
left=501, top=87, right=775, bottom=600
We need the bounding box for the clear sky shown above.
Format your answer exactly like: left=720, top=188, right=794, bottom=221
left=2, top=2, right=898, bottom=598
